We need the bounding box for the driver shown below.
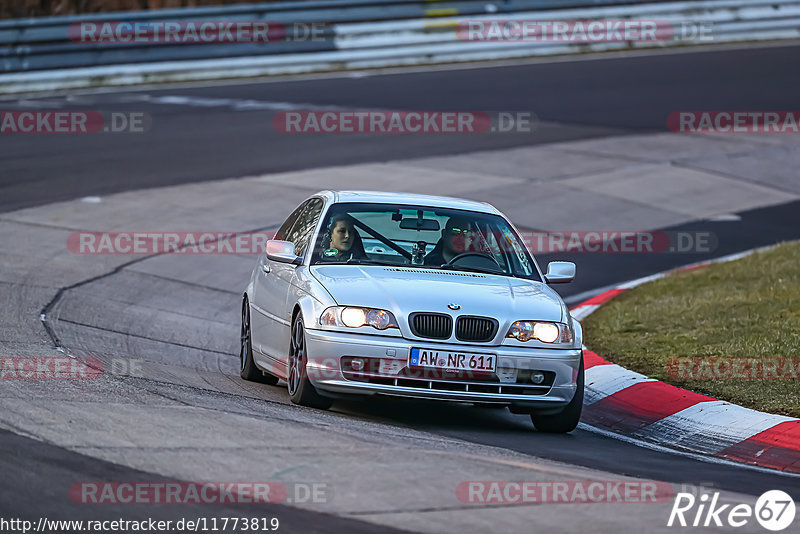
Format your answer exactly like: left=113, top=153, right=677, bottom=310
left=320, top=214, right=367, bottom=262
left=424, top=216, right=474, bottom=266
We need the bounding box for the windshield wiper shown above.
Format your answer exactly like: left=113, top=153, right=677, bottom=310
left=437, top=264, right=506, bottom=276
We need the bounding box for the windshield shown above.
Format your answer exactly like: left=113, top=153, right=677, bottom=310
left=310, top=202, right=540, bottom=280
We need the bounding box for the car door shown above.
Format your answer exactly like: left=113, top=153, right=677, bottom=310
left=253, top=198, right=324, bottom=368
left=272, top=197, right=325, bottom=371
left=251, top=200, right=305, bottom=365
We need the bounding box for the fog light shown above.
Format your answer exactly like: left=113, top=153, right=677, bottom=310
left=350, top=358, right=366, bottom=371
left=530, top=372, right=545, bottom=385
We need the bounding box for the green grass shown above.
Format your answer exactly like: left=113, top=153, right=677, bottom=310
left=583, top=241, right=800, bottom=417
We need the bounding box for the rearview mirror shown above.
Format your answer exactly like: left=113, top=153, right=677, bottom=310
left=399, top=217, right=440, bottom=231
left=266, top=240, right=301, bottom=264
left=544, top=261, right=575, bottom=284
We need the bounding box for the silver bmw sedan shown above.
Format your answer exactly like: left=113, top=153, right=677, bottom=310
left=241, top=190, right=584, bottom=432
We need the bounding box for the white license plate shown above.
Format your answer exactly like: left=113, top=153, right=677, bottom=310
left=409, top=348, right=496, bottom=372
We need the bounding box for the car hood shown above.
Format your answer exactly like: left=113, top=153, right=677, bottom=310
left=310, top=265, right=564, bottom=322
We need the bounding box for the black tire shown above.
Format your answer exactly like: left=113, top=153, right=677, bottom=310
left=240, top=297, right=279, bottom=385
left=287, top=313, right=333, bottom=410
left=530, top=356, right=584, bottom=433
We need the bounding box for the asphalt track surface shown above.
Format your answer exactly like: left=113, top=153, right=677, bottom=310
left=0, top=429, right=413, bottom=534
left=2, top=43, right=800, bottom=529
left=2, top=43, right=800, bottom=212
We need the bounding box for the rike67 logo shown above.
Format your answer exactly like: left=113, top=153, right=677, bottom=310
left=668, top=490, right=796, bottom=531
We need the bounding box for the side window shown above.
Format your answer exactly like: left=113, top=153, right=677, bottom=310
left=275, top=201, right=308, bottom=242
left=285, top=198, right=324, bottom=257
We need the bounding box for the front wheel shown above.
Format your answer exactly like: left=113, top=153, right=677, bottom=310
left=287, top=314, right=333, bottom=410
left=530, top=356, right=584, bottom=433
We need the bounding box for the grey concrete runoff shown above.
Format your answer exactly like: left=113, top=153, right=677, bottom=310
left=1, top=131, right=798, bottom=533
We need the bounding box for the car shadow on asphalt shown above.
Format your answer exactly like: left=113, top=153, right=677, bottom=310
left=331, top=396, right=540, bottom=433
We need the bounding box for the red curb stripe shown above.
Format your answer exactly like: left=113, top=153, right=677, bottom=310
left=579, top=288, right=627, bottom=307
left=573, top=251, right=800, bottom=474
left=675, top=262, right=709, bottom=272
left=583, top=381, right=715, bottom=432
left=715, top=420, right=800, bottom=473
left=583, top=349, right=611, bottom=370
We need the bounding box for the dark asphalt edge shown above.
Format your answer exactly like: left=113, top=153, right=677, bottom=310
left=0, top=429, right=419, bottom=534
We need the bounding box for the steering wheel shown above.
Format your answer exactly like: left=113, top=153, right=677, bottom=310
left=445, top=252, right=503, bottom=270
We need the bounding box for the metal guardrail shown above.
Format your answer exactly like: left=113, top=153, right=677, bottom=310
left=334, top=0, right=800, bottom=59
left=1, top=0, right=682, bottom=72
left=0, top=0, right=798, bottom=93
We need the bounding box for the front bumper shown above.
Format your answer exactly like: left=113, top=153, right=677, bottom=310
left=303, top=328, right=581, bottom=408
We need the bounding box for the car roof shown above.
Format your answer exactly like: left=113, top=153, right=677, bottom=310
left=314, top=190, right=501, bottom=215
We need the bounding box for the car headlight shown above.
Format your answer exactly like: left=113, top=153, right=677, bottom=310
left=507, top=321, right=572, bottom=343
left=320, top=306, right=399, bottom=330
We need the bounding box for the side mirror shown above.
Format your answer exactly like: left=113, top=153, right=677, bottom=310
left=266, top=240, right=301, bottom=265
left=544, top=261, right=575, bottom=284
